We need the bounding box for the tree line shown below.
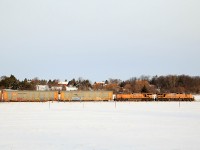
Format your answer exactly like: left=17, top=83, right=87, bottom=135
left=0, top=75, right=200, bottom=94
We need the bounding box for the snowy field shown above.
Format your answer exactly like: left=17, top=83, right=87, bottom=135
left=0, top=102, right=200, bottom=150
left=194, top=94, right=200, bottom=101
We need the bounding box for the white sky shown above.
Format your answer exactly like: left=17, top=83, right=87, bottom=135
left=0, top=0, right=200, bottom=82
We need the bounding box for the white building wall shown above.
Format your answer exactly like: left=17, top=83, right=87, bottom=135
left=36, top=85, right=49, bottom=91
left=66, top=86, right=78, bottom=91
left=51, top=86, right=62, bottom=91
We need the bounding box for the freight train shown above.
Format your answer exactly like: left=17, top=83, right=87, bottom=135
left=0, top=90, right=194, bottom=102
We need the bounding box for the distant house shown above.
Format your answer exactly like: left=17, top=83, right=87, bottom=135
left=36, top=81, right=77, bottom=91
left=36, top=85, right=49, bottom=91
left=49, top=81, right=68, bottom=91
left=51, top=86, right=62, bottom=91
left=94, top=81, right=106, bottom=86
left=66, top=85, right=78, bottom=91
left=58, top=81, right=78, bottom=91
left=58, top=81, right=68, bottom=86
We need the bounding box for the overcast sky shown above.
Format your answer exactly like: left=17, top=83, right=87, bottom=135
left=0, top=0, right=200, bottom=82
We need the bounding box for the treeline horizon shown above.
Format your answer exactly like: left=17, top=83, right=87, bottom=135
left=0, top=74, right=200, bottom=94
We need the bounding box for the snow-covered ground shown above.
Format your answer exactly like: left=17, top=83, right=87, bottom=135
left=0, top=102, right=200, bottom=150
left=194, top=94, right=200, bottom=101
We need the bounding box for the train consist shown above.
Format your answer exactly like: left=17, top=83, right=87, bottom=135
left=0, top=90, right=194, bottom=102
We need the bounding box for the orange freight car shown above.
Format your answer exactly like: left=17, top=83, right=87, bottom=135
left=0, top=90, right=2, bottom=101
